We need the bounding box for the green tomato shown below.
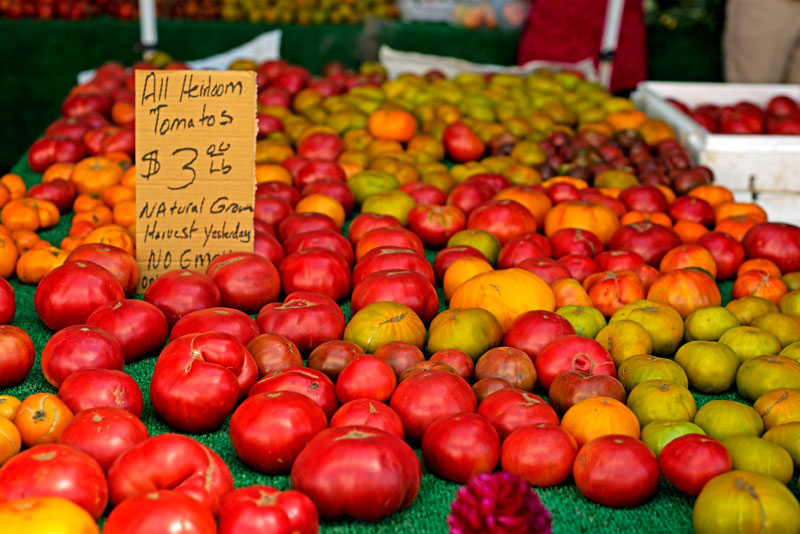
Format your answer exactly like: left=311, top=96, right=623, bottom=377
left=694, top=400, right=763, bottom=441
left=674, top=341, right=740, bottom=394
left=617, top=354, right=688, bottom=393
left=626, top=380, right=697, bottom=427
left=735, top=355, right=800, bottom=402
left=684, top=306, right=740, bottom=341
left=555, top=305, right=606, bottom=339
left=641, top=421, right=705, bottom=457
left=446, top=229, right=501, bottom=266
left=722, top=436, right=794, bottom=485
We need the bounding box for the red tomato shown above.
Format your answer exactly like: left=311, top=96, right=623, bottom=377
left=697, top=231, right=746, bottom=280
left=107, top=433, right=234, bottom=513
left=27, top=136, right=87, bottom=172
left=595, top=250, right=646, bottom=272
left=429, top=349, right=474, bottom=382
left=351, top=246, right=434, bottom=287
left=34, top=261, right=125, bottom=331
left=467, top=200, right=538, bottom=245
left=447, top=181, right=493, bottom=216
left=390, top=370, right=476, bottom=443
left=256, top=292, right=346, bottom=353
left=258, top=180, right=301, bottom=208
left=249, top=366, right=338, bottom=420
left=218, top=485, right=319, bottom=534
left=421, top=413, right=500, bottom=483
left=572, top=434, right=660, bottom=507
left=86, top=299, right=169, bottom=363
left=558, top=254, right=601, bottom=282
left=433, top=246, right=487, bottom=283
left=517, top=257, right=572, bottom=284
left=336, top=355, right=397, bottom=403
left=406, top=204, right=467, bottom=249
left=277, top=212, right=339, bottom=243
left=658, top=434, right=732, bottom=496
left=503, top=310, right=576, bottom=361
left=41, top=324, right=124, bottom=388
left=497, top=233, right=553, bottom=269
left=169, top=307, right=260, bottom=346
left=607, top=222, right=682, bottom=266
left=254, top=194, right=293, bottom=228
left=254, top=228, right=286, bottom=266
left=329, top=399, right=405, bottom=439
left=66, top=244, right=139, bottom=297
left=0, top=278, right=15, bottom=325
left=229, top=391, right=328, bottom=474
left=472, top=377, right=514, bottom=404
left=283, top=229, right=355, bottom=267
left=246, top=333, right=303, bottom=378
left=279, top=247, right=351, bottom=302
left=347, top=213, right=400, bottom=245
left=57, top=407, right=149, bottom=472
left=535, top=335, right=616, bottom=391
left=0, top=325, right=34, bottom=388
left=151, top=332, right=257, bottom=433
left=400, top=183, right=447, bottom=205
left=477, top=389, right=559, bottom=440
left=104, top=490, right=217, bottom=534
left=372, top=342, right=426, bottom=378
left=350, top=269, right=439, bottom=324
left=354, top=226, right=424, bottom=261
left=143, top=269, right=222, bottom=326
left=0, top=444, right=107, bottom=519
left=307, top=340, right=364, bottom=381
left=290, top=426, right=422, bottom=521
left=550, top=228, right=604, bottom=258
left=58, top=368, right=143, bottom=417
left=302, top=179, right=355, bottom=216
left=501, top=423, right=578, bottom=486
left=205, top=252, right=281, bottom=313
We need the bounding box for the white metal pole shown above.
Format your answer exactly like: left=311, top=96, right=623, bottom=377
left=139, top=0, right=158, bottom=59
left=599, top=0, right=625, bottom=90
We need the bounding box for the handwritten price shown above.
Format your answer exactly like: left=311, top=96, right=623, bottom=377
left=139, top=141, right=232, bottom=190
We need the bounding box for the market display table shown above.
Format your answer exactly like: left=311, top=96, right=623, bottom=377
left=5, top=148, right=795, bottom=534
left=0, top=17, right=722, bottom=172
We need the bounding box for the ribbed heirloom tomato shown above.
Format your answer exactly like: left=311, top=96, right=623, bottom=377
left=169, top=307, right=260, bottom=346
left=218, top=486, right=319, bottom=534
left=104, top=490, right=216, bottom=534
left=249, top=366, right=338, bottom=420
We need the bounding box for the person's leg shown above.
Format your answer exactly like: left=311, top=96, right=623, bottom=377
left=786, top=26, right=800, bottom=83
left=723, top=0, right=800, bottom=82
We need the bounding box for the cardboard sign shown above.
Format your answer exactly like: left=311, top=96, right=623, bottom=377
left=135, top=69, right=256, bottom=292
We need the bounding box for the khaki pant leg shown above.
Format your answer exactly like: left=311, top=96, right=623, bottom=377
left=724, top=0, right=800, bottom=83
left=787, top=33, right=800, bottom=83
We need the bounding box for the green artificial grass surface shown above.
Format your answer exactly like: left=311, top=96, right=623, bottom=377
left=3, top=154, right=799, bottom=533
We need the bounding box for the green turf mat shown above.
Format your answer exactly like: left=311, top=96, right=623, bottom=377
left=3, top=154, right=797, bottom=533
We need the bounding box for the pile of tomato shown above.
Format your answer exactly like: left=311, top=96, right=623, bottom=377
left=0, top=56, right=799, bottom=534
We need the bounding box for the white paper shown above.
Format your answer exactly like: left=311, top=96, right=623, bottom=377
left=378, top=45, right=598, bottom=81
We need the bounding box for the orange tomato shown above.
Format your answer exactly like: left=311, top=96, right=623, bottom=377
left=0, top=174, right=26, bottom=200
left=656, top=185, right=676, bottom=204
left=69, top=220, right=96, bottom=238
left=0, top=395, right=21, bottom=419
left=42, top=162, right=75, bottom=183
left=732, top=271, right=788, bottom=304
left=102, top=151, right=132, bottom=167
left=605, top=109, right=648, bottom=131
left=0, top=416, right=20, bottom=465
left=0, top=185, right=10, bottom=211
left=672, top=219, right=709, bottom=244
left=120, top=165, right=136, bottom=189
left=73, top=193, right=104, bottom=213
left=14, top=393, right=73, bottom=446
left=294, top=194, right=346, bottom=228
left=715, top=202, right=767, bottom=224
left=0, top=497, right=99, bottom=534
left=443, top=256, right=494, bottom=300
left=620, top=211, right=672, bottom=227
left=70, top=156, right=124, bottom=194
left=101, top=185, right=135, bottom=207
left=544, top=201, right=620, bottom=244
left=0, top=235, right=18, bottom=278
left=493, top=186, right=553, bottom=226
left=72, top=206, right=113, bottom=228
left=715, top=214, right=763, bottom=241
left=367, top=109, right=417, bottom=142
left=10, top=230, right=41, bottom=253
left=367, top=138, right=404, bottom=158
left=543, top=176, right=589, bottom=190
left=59, top=236, right=85, bottom=253
left=15, top=247, right=69, bottom=285
left=638, top=119, right=676, bottom=145
left=256, top=163, right=293, bottom=185
left=551, top=278, right=594, bottom=307
left=0, top=199, right=59, bottom=231
left=660, top=244, right=718, bottom=279
left=689, top=185, right=734, bottom=208
left=560, top=397, right=640, bottom=447
left=83, top=225, right=135, bottom=256
left=737, top=258, right=782, bottom=278
left=112, top=200, right=136, bottom=229
left=110, top=100, right=135, bottom=125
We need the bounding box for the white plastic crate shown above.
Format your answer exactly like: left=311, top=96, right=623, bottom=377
left=632, top=81, right=800, bottom=193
